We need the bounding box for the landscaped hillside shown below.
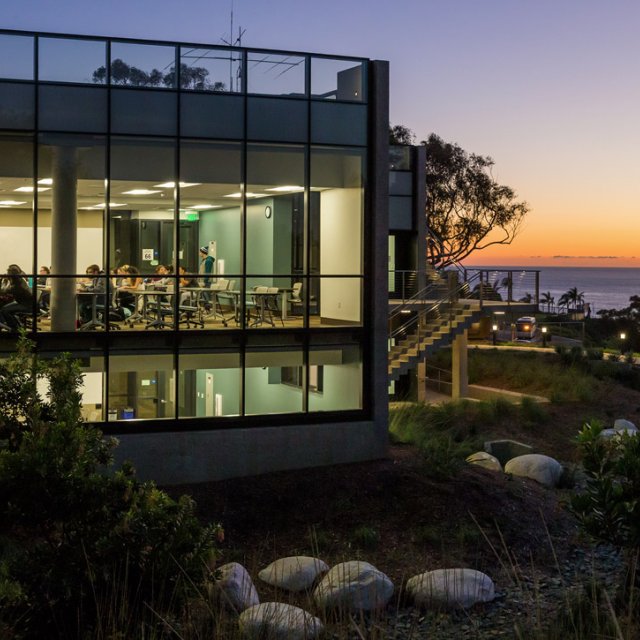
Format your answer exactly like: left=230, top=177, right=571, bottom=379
left=178, top=350, right=640, bottom=639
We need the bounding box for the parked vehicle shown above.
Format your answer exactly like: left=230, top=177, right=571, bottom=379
left=515, top=316, right=537, bottom=340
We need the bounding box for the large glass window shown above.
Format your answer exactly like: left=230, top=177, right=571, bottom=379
left=179, top=140, right=242, bottom=275
left=108, top=353, right=175, bottom=421
left=310, top=146, right=364, bottom=277
left=309, top=343, right=362, bottom=411
left=246, top=144, right=304, bottom=279
left=109, top=138, right=176, bottom=330
left=37, top=134, right=106, bottom=274
left=0, top=34, right=34, bottom=80
left=180, top=46, right=242, bottom=92
left=39, top=37, right=107, bottom=84
left=178, top=352, right=241, bottom=417
left=0, top=134, right=34, bottom=276
left=37, top=134, right=107, bottom=332
left=311, top=58, right=365, bottom=102
left=245, top=348, right=304, bottom=415
left=247, top=52, right=306, bottom=96
left=110, top=42, right=176, bottom=89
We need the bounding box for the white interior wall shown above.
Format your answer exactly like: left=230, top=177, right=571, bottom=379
left=1, top=208, right=103, bottom=272
left=319, top=188, right=362, bottom=321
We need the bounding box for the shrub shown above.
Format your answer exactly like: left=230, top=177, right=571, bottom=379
left=0, top=338, right=222, bottom=638
left=571, top=419, right=640, bottom=548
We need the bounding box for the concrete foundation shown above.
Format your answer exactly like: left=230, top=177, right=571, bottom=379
left=113, top=420, right=386, bottom=485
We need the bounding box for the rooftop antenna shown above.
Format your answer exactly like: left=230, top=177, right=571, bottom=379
left=220, top=0, right=245, bottom=91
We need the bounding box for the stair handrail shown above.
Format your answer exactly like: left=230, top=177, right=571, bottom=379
left=389, top=274, right=480, bottom=341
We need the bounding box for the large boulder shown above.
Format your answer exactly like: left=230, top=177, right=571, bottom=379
left=466, top=451, right=502, bottom=472
left=213, top=562, right=259, bottom=613
left=239, top=602, right=323, bottom=640
left=613, top=419, right=637, bottom=431
left=313, top=561, right=394, bottom=611
left=600, top=427, right=638, bottom=440
left=484, top=439, right=533, bottom=466
left=258, top=556, right=328, bottom=592
left=505, top=454, right=563, bottom=488
left=406, top=568, right=495, bottom=609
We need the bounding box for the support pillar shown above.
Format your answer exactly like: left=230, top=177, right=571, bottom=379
left=452, top=330, right=468, bottom=400
left=416, top=359, right=426, bottom=403
left=50, top=146, right=78, bottom=332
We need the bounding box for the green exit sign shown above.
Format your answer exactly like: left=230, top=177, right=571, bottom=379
left=185, top=212, right=199, bottom=221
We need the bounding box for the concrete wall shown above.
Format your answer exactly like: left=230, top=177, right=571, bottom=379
left=113, top=419, right=386, bottom=485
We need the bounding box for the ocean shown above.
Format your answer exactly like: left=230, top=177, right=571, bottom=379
left=469, top=266, right=640, bottom=314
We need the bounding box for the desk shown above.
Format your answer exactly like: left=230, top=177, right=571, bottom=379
left=77, top=290, right=106, bottom=330
left=215, top=289, right=287, bottom=327
left=139, top=289, right=175, bottom=329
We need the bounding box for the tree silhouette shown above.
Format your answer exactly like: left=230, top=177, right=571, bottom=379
left=390, top=128, right=529, bottom=268
left=559, top=287, right=585, bottom=312
left=541, top=291, right=555, bottom=313
left=92, top=60, right=223, bottom=91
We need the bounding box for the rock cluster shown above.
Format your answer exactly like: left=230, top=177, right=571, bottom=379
left=215, top=554, right=495, bottom=638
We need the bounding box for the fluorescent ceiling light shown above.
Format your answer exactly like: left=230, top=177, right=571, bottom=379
left=14, top=186, right=50, bottom=193
left=37, top=178, right=53, bottom=185
left=187, top=204, right=222, bottom=210
left=154, top=181, right=201, bottom=188
left=122, top=189, right=161, bottom=195
left=80, top=202, right=128, bottom=210
left=0, top=200, right=27, bottom=206
left=266, top=185, right=304, bottom=192
left=223, top=192, right=266, bottom=199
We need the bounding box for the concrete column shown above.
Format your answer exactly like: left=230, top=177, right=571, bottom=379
left=416, top=359, right=426, bottom=403
left=451, top=330, right=468, bottom=399
left=50, top=146, right=78, bottom=332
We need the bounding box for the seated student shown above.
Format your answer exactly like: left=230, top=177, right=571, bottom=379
left=116, top=265, right=143, bottom=317
left=78, top=264, right=105, bottom=323
left=0, top=264, right=34, bottom=330
left=37, top=266, right=51, bottom=312
left=148, top=263, right=171, bottom=287
left=178, top=266, right=199, bottom=305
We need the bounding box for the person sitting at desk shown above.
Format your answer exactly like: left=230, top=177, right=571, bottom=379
left=115, top=265, right=142, bottom=318
left=78, top=264, right=105, bottom=323
left=0, top=264, right=34, bottom=330
left=37, top=265, right=51, bottom=312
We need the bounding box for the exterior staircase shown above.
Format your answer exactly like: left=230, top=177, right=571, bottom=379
left=388, top=301, right=481, bottom=382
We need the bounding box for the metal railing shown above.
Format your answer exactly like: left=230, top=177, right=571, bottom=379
left=388, top=274, right=479, bottom=342
left=461, top=269, right=540, bottom=306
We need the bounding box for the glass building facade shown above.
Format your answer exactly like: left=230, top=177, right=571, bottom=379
left=0, top=29, right=387, bottom=448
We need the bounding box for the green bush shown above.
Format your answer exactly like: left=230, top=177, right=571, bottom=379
left=0, top=338, right=222, bottom=638
left=571, top=420, right=640, bottom=548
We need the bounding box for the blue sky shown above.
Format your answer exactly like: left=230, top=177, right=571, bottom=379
left=4, top=0, right=640, bottom=264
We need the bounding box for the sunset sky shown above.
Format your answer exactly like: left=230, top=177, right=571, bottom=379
left=5, top=0, right=640, bottom=267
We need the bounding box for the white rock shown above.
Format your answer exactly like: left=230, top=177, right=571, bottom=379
left=600, top=427, right=638, bottom=439
left=613, top=419, right=637, bottom=431
left=239, top=602, right=323, bottom=640
left=313, top=561, right=394, bottom=611
left=504, top=453, right=563, bottom=488
left=259, top=556, right=329, bottom=592
left=466, top=451, right=502, bottom=472
left=214, top=562, right=259, bottom=613
left=406, top=568, right=495, bottom=609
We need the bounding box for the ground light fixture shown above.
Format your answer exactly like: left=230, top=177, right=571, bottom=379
left=541, top=326, right=547, bottom=348
left=492, top=324, right=498, bottom=345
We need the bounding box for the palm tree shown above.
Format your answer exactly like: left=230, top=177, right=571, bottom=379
left=540, top=291, right=555, bottom=313
left=564, top=286, right=585, bottom=311
left=519, top=292, right=533, bottom=303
